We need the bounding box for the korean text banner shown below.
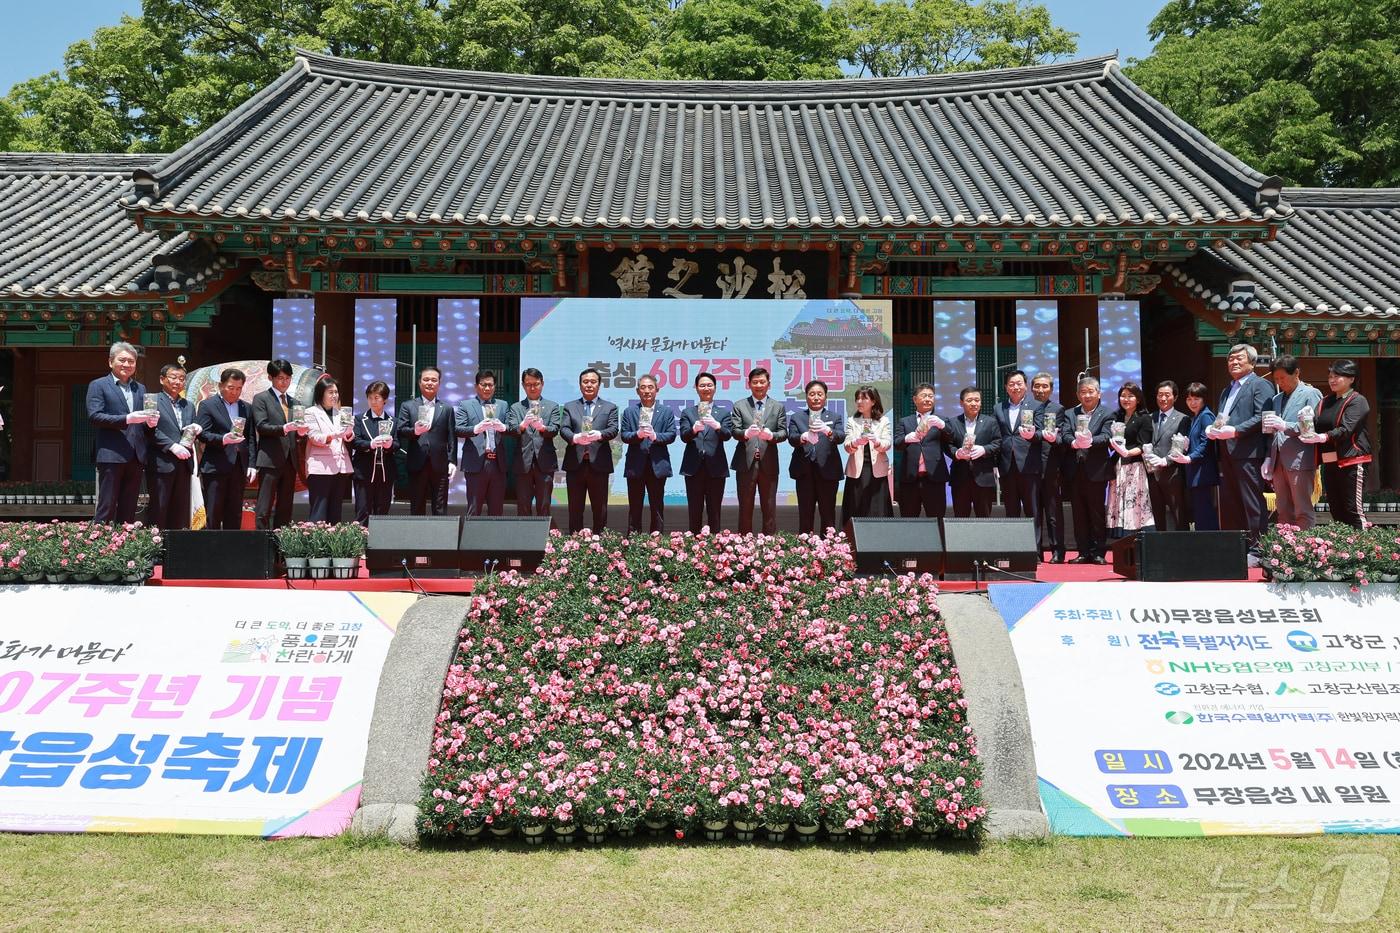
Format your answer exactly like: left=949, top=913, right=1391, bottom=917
left=520, top=298, right=893, bottom=503
left=993, top=582, right=1400, bottom=836
left=0, top=586, right=416, bottom=836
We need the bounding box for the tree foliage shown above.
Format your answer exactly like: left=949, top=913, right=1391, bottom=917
left=1127, top=0, right=1400, bottom=187
left=3, top=0, right=1076, bottom=153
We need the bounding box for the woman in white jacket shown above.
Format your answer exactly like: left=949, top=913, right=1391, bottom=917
left=841, top=385, right=894, bottom=526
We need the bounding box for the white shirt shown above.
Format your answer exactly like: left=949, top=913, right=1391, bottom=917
left=112, top=375, right=134, bottom=413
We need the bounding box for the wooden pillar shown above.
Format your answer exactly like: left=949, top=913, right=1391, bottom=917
left=313, top=293, right=355, bottom=395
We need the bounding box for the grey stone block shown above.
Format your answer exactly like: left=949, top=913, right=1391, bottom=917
left=351, top=595, right=471, bottom=846
left=941, top=592, right=1049, bottom=840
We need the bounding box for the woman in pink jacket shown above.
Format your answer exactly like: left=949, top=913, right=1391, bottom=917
left=304, top=377, right=355, bottom=523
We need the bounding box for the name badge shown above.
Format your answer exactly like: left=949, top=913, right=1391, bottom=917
left=1321, top=451, right=1338, bottom=464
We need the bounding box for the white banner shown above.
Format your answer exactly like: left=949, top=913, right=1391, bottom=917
left=993, top=582, right=1400, bottom=835
left=0, top=586, right=416, bottom=836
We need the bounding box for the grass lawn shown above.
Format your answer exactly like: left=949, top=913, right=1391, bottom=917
left=1, top=833, right=1396, bottom=931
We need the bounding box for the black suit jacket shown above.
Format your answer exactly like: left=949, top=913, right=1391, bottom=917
left=894, top=413, right=950, bottom=484
left=994, top=399, right=1045, bottom=475
left=1058, top=404, right=1114, bottom=483
left=195, top=397, right=255, bottom=475
left=508, top=398, right=563, bottom=474
left=944, top=414, right=1002, bottom=488
left=351, top=412, right=398, bottom=482
left=394, top=397, right=458, bottom=474
left=787, top=408, right=846, bottom=481
left=679, top=403, right=731, bottom=478
left=1038, top=402, right=1067, bottom=478
left=252, top=387, right=299, bottom=471
left=150, top=393, right=198, bottom=475
left=559, top=398, right=620, bottom=474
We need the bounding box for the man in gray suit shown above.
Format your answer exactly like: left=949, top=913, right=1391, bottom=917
left=1263, top=355, right=1324, bottom=529
left=559, top=368, right=619, bottom=533
left=1144, top=380, right=1190, bottom=531
left=1206, top=343, right=1274, bottom=553
left=508, top=367, right=562, bottom=518
left=728, top=366, right=788, bottom=535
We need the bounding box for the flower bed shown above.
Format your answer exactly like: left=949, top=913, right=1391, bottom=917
left=0, top=521, right=162, bottom=583
left=1259, top=523, right=1400, bottom=586
left=420, top=531, right=984, bottom=845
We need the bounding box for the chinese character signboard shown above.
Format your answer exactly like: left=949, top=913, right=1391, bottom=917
left=520, top=298, right=894, bottom=504
left=0, top=587, right=415, bottom=836
left=588, top=249, right=829, bottom=300
left=993, top=582, right=1400, bottom=835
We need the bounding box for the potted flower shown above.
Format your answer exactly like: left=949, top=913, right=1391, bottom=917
left=306, top=523, right=333, bottom=580
left=1368, top=528, right=1400, bottom=583
left=328, top=523, right=366, bottom=579
left=276, top=524, right=313, bottom=579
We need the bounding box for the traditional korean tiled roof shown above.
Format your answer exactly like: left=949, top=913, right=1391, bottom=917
left=1166, top=188, right=1400, bottom=318
left=125, top=51, right=1287, bottom=232
left=0, top=153, right=233, bottom=300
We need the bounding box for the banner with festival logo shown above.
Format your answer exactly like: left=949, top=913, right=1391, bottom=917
left=519, top=298, right=894, bottom=503
left=992, top=582, right=1400, bottom=836
left=0, top=587, right=415, bottom=836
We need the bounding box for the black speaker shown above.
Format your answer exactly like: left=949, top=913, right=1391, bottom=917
left=458, top=516, right=550, bottom=574
left=942, top=518, right=1038, bottom=580
left=367, top=515, right=462, bottom=578
left=1114, top=531, right=1248, bottom=582
left=162, top=530, right=279, bottom=580
left=844, top=518, right=942, bottom=574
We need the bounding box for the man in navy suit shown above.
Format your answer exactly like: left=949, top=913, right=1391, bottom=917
left=678, top=371, right=729, bottom=533
left=194, top=368, right=256, bottom=530
left=394, top=366, right=458, bottom=515
left=559, top=368, right=619, bottom=533
left=788, top=379, right=846, bottom=534
left=146, top=363, right=200, bottom=530
left=455, top=369, right=509, bottom=516
left=1059, top=376, right=1115, bottom=564
left=507, top=368, right=562, bottom=518
left=944, top=386, right=1002, bottom=518
left=1206, top=344, right=1273, bottom=554
left=1030, top=373, right=1067, bottom=562
left=620, top=374, right=676, bottom=534
left=251, top=359, right=305, bottom=530
left=894, top=382, right=948, bottom=519
left=993, top=370, right=1042, bottom=531
left=85, top=341, right=156, bottom=523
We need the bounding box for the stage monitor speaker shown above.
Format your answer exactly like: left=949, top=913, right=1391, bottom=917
left=942, top=518, right=1038, bottom=580
left=458, top=516, right=551, bottom=574
left=1113, top=531, right=1248, bottom=582
left=367, top=515, right=462, bottom=578
left=162, top=530, right=279, bottom=580
left=844, top=518, right=943, bottom=574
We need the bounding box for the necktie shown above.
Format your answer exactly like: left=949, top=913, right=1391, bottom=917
left=753, top=400, right=764, bottom=463
left=279, top=393, right=290, bottom=421
left=484, top=404, right=495, bottom=454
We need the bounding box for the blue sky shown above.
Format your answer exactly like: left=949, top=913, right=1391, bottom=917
left=1, top=0, right=1159, bottom=93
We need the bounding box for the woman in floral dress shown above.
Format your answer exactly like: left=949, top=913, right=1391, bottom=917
left=1107, top=382, right=1155, bottom=539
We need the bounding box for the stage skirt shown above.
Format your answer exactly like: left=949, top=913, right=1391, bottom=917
left=841, top=460, right=893, bottom=527
left=1108, top=460, right=1155, bottom=538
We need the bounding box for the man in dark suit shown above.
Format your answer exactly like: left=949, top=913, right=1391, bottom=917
left=944, top=387, right=1002, bottom=517
left=620, top=374, right=677, bottom=534
left=455, top=369, right=510, bottom=516
left=559, top=368, right=619, bottom=533
left=85, top=341, right=156, bottom=523
left=728, top=366, right=789, bottom=535
left=787, top=379, right=846, bottom=534
left=894, top=382, right=948, bottom=519
left=393, top=366, right=458, bottom=515
left=1059, top=376, right=1115, bottom=564
left=251, top=359, right=305, bottom=530
left=1206, top=344, right=1273, bottom=553
left=1144, top=380, right=1190, bottom=531
left=146, top=363, right=200, bottom=530
left=678, top=372, right=729, bottom=534
left=993, top=369, right=1043, bottom=532
left=194, top=367, right=256, bottom=530
left=507, top=367, right=562, bottom=518
left=1030, top=373, right=1067, bottom=562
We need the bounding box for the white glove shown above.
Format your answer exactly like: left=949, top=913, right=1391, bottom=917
left=126, top=411, right=152, bottom=425
left=1169, top=451, right=1191, bottom=465
left=758, top=428, right=774, bottom=442
left=800, top=430, right=818, bottom=445
left=222, top=433, right=242, bottom=446
left=854, top=433, right=870, bottom=447
left=903, top=431, right=921, bottom=445
left=1214, top=425, right=1237, bottom=440
left=372, top=435, right=390, bottom=449
left=1262, top=412, right=1280, bottom=433
left=692, top=421, right=706, bottom=436
left=447, top=463, right=457, bottom=479
left=282, top=422, right=300, bottom=435
left=820, top=425, right=834, bottom=437
left=1018, top=426, right=1036, bottom=440
left=1300, top=432, right=1327, bottom=445
left=638, top=426, right=655, bottom=441
left=703, top=417, right=723, bottom=430
left=1260, top=459, right=1274, bottom=481
left=968, top=445, right=986, bottom=461
left=928, top=415, right=945, bottom=431
left=473, top=421, right=487, bottom=435
left=295, top=422, right=309, bottom=436
left=1042, top=428, right=1058, bottom=444
left=572, top=433, right=592, bottom=446
left=413, top=421, right=430, bottom=436
left=245, top=468, right=257, bottom=484
left=744, top=423, right=761, bottom=440
left=169, top=443, right=191, bottom=460
left=1144, top=453, right=1163, bottom=468
left=1109, top=438, right=1128, bottom=456
left=342, top=428, right=354, bottom=441
left=187, top=423, right=202, bottom=437
left=1071, top=433, right=1092, bottom=450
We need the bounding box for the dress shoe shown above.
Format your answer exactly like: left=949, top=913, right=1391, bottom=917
left=1050, top=553, right=1066, bottom=565
left=1091, top=555, right=1107, bottom=565
left=1068, top=555, right=1094, bottom=564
